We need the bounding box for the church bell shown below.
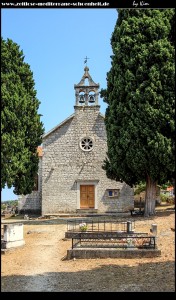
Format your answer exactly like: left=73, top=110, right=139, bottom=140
left=89, top=95, right=95, bottom=103
left=79, top=95, right=85, bottom=103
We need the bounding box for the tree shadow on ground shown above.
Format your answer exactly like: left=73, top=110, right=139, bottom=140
left=2, top=208, right=175, bottom=226
left=1, top=260, right=175, bottom=292
left=130, top=210, right=175, bottom=221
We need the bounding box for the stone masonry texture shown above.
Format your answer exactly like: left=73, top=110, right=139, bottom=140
left=40, top=106, right=134, bottom=214
left=19, top=105, right=134, bottom=214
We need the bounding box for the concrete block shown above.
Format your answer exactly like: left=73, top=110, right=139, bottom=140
left=2, top=223, right=25, bottom=249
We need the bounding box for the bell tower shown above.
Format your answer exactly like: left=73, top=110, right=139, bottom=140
left=74, top=65, right=100, bottom=108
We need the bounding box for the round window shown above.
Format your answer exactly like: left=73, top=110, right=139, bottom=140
left=80, top=137, right=94, bottom=151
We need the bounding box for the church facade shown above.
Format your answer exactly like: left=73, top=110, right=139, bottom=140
left=18, top=67, right=134, bottom=215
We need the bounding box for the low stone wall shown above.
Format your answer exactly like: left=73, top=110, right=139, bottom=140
left=18, top=192, right=41, bottom=214
left=67, top=248, right=161, bottom=259
left=19, top=209, right=41, bottom=215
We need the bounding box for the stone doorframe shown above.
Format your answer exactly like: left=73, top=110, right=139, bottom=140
left=76, top=180, right=99, bottom=209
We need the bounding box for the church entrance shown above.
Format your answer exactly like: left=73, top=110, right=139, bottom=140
left=80, top=185, right=95, bottom=209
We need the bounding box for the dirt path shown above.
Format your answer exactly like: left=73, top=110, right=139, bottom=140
left=1, top=209, right=175, bottom=292
left=20, top=224, right=68, bottom=291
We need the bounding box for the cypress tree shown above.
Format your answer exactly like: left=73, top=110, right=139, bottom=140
left=1, top=38, right=44, bottom=195
left=101, top=9, right=175, bottom=216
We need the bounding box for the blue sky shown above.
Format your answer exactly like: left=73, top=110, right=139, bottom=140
left=1, top=8, right=118, bottom=201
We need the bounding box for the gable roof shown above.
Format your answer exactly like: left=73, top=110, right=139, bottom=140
left=42, top=113, right=75, bottom=139
left=42, top=112, right=105, bottom=140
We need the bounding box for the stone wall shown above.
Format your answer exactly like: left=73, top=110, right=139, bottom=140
left=42, top=106, right=134, bottom=214
left=18, top=157, right=42, bottom=214
left=67, top=248, right=161, bottom=259
left=18, top=192, right=41, bottom=214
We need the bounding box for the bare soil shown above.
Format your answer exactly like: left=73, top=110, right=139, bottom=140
left=1, top=206, right=175, bottom=292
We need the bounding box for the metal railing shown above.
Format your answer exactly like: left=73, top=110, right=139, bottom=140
left=71, top=234, right=156, bottom=250
left=67, top=219, right=135, bottom=233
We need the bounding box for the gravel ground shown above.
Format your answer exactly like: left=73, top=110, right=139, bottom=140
left=1, top=207, right=175, bottom=292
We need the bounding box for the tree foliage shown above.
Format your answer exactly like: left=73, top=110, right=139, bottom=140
left=1, top=38, right=44, bottom=195
left=168, top=9, right=175, bottom=46
left=161, top=180, right=173, bottom=190
left=134, top=182, right=146, bottom=196
left=1, top=200, right=18, bottom=209
left=101, top=9, right=175, bottom=216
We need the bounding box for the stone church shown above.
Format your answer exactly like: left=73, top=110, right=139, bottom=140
left=18, top=66, right=134, bottom=215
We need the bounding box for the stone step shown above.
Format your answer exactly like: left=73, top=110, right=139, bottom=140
left=76, top=209, right=98, bottom=214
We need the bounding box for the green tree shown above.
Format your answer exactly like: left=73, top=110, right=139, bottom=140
left=168, top=9, right=175, bottom=46
left=1, top=38, right=44, bottom=195
left=134, top=182, right=146, bottom=196
left=101, top=9, right=175, bottom=216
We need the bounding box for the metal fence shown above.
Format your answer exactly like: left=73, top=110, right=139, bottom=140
left=67, top=219, right=135, bottom=233
left=71, top=234, right=156, bottom=250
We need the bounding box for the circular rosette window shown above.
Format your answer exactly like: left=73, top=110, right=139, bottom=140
left=80, top=137, right=94, bottom=152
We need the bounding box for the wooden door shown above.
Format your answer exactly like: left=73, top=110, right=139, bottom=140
left=80, top=185, right=95, bottom=208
